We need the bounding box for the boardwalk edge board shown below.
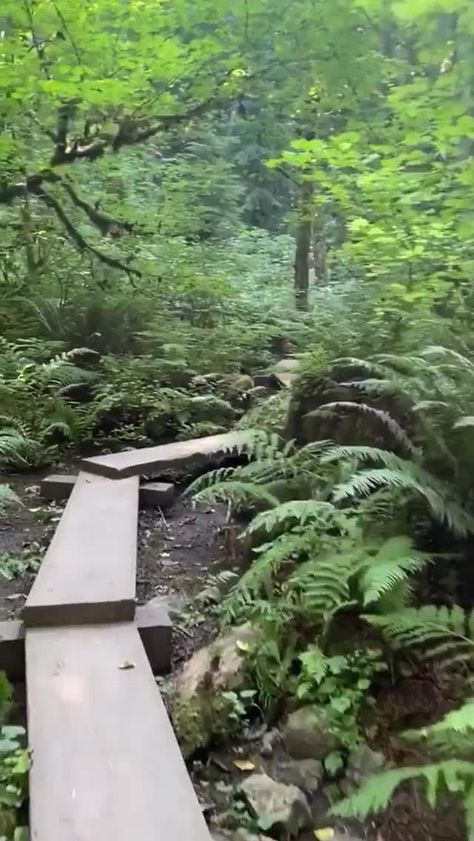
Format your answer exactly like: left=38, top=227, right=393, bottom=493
left=80, top=430, right=246, bottom=478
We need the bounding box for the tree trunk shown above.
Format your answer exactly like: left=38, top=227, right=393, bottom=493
left=294, top=179, right=313, bottom=309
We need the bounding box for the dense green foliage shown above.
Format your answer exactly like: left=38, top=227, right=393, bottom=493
left=1, top=0, right=474, bottom=837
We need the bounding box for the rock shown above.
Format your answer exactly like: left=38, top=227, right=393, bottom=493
left=273, top=358, right=300, bottom=388
left=270, top=758, right=323, bottom=793
left=260, top=728, right=280, bottom=758
left=239, top=772, right=312, bottom=838
left=253, top=372, right=282, bottom=391
left=171, top=624, right=258, bottom=756
left=284, top=707, right=337, bottom=760
left=346, top=743, right=385, bottom=786
left=175, top=623, right=257, bottom=701
left=65, top=347, right=101, bottom=365
left=147, top=592, right=187, bottom=620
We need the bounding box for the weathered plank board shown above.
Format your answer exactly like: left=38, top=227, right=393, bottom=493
left=26, top=623, right=211, bottom=841
left=24, top=472, right=139, bottom=627
left=0, top=599, right=172, bottom=679
left=80, top=431, right=246, bottom=479
left=41, top=473, right=176, bottom=508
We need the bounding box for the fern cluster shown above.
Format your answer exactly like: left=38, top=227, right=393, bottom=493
left=332, top=698, right=474, bottom=838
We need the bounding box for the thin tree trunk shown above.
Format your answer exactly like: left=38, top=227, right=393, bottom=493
left=294, top=179, right=313, bottom=309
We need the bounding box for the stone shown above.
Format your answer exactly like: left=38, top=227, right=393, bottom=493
left=139, top=481, right=175, bottom=508
left=273, top=358, right=300, bottom=388
left=260, top=728, right=280, bottom=758
left=253, top=373, right=282, bottom=391
left=270, top=758, right=323, bottom=793
left=239, top=772, right=311, bottom=838
left=346, top=743, right=385, bottom=786
left=284, top=707, right=337, bottom=761
left=147, top=593, right=187, bottom=619
left=170, top=624, right=259, bottom=756
left=175, top=623, right=258, bottom=701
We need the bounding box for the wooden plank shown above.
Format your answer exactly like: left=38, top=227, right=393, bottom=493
left=0, top=619, right=24, bottom=681
left=0, top=600, right=172, bottom=680
left=80, top=431, right=245, bottom=479
left=40, top=474, right=76, bottom=502
left=26, top=623, right=211, bottom=841
left=24, top=472, right=139, bottom=628
left=40, top=474, right=176, bottom=509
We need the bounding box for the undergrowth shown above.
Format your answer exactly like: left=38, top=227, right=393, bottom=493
left=191, top=346, right=474, bottom=836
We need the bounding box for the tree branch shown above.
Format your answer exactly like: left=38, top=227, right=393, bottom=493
left=59, top=180, right=134, bottom=236
left=32, top=186, right=141, bottom=277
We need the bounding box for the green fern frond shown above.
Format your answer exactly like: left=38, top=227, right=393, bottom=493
left=187, top=466, right=238, bottom=496
left=364, top=606, right=474, bottom=666
left=286, top=542, right=363, bottom=619
left=332, top=465, right=473, bottom=537
left=339, top=379, right=403, bottom=397
left=422, top=346, right=474, bottom=373
left=306, top=402, right=417, bottom=456
left=330, top=357, right=388, bottom=378
left=245, top=499, right=336, bottom=536
left=0, top=485, right=20, bottom=513
left=425, top=700, right=474, bottom=736
left=0, top=427, right=39, bottom=467
left=413, top=400, right=453, bottom=413
left=321, top=445, right=409, bottom=469
left=192, top=479, right=279, bottom=509
left=331, top=759, right=474, bottom=818
left=223, top=529, right=314, bottom=613
left=359, top=537, right=429, bottom=606
left=372, top=353, right=429, bottom=374
left=453, top=416, right=474, bottom=430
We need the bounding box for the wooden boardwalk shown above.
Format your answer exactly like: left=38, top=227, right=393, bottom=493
left=24, top=472, right=139, bottom=627
left=24, top=435, right=226, bottom=841
left=81, top=430, right=245, bottom=478
left=27, top=624, right=211, bottom=841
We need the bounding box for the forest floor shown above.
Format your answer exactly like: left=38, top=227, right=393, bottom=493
left=0, top=473, right=467, bottom=841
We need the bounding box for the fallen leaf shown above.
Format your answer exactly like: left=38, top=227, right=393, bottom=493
left=236, top=640, right=250, bottom=653
left=233, top=758, right=255, bottom=771
left=314, top=829, right=335, bottom=841
left=118, top=661, right=135, bottom=670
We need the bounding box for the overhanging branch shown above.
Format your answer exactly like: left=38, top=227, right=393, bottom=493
left=33, top=186, right=141, bottom=278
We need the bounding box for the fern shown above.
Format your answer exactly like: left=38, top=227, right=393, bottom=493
left=285, top=549, right=358, bottom=620
left=244, top=499, right=336, bottom=536
left=359, top=536, right=429, bottom=606
left=332, top=759, right=474, bottom=821
left=0, top=427, right=39, bottom=467
left=364, top=605, right=474, bottom=670
left=222, top=528, right=315, bottom=618
left=332, top=463, right=473, bottom=537
left=306, top=401, right=418, bottom=456
left=0, top=485, right=20, bottom=513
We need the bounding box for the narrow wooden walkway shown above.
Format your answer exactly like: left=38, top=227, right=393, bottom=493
left=24, top=435, right=227, bottom=841
left=24, top=472, right=139, bottom=627
left=81, top=430, right=245, bottom=478
left=27, top=624, right=211, bottom=841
